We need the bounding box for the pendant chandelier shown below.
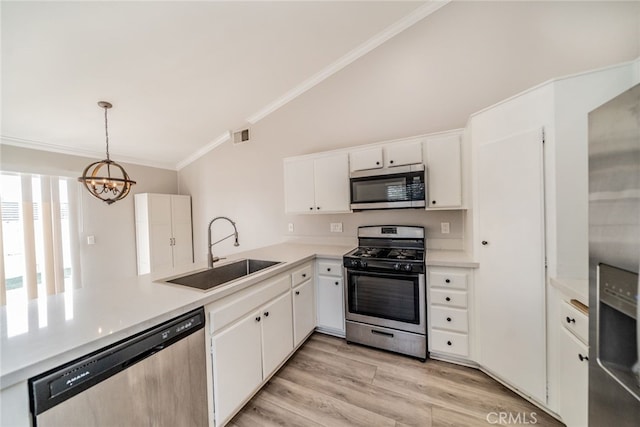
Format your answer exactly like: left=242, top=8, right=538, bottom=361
left=78, top=101, right=136, bottom=205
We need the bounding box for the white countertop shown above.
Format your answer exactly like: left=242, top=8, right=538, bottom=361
left=549, top=276, right=589, bottom=307
left=426, top=250, right=479, bottom=268
left=0, top=242, right=476, bottom=389
left=0, top=243, right=349, bottom=389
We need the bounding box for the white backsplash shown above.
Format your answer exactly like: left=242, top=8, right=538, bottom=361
left=283, top=209, right=466, bottom=250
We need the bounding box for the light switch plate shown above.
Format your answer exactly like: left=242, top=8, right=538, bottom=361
left=87, top=235, right=96, bottom=245
left=288, top=223, right=294, bottom=232
left=440, top=222, right=450, bottom=234
left=330, top=222, right=343, bottom=233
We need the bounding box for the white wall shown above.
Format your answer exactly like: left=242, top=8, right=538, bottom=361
left=179, top=1, right=640, bottom=262
left=0, top=144, right=178, bottom=286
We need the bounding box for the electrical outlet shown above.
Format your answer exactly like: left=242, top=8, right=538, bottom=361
left=288, top=223, right=294, bottom=232
left=330, top=222, right=343, bottom=233
left=87, top=235, right=96, bottom=245
left=440, top=222, right=450, bottom=234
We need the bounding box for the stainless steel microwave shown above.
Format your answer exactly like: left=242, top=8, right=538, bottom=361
left=349, top=164, right=426, bottom=210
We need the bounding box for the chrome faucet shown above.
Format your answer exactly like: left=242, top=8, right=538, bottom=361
left=208, top=216, right=239, bottom=268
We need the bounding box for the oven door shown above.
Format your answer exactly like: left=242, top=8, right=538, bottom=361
left=345, top=269, right=426, bottom=334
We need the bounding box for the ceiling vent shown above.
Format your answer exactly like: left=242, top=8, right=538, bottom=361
left=232, top=129, right=250, bottom=145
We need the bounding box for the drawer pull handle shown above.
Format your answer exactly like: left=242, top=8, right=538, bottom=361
left=445, top=297, right=451, bottom=302
left=256, top=316, right=261, bottom=322
left=372, top=330, right=394, bottom=338
left=578, top=354, right=589, bottom=362
left=302, top=273, right=307, bottom=278
left=446, top=317, right=452, bottom=322
left=335, top=281, right=339, bottom=286
left=264, top=311, right=269, bottom=317
left=447, top=340, right=452, bottom=346
left=445, top=279, right=451, bottom=284
left=566, top=316, right=576, bottom=324
left=295, top=291, right=300, bottom=295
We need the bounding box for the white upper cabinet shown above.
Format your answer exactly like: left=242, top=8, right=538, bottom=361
left=349, top=147, right=383, bottom=172
left=383, top=140, right=422, bottom=167
left=423, top=133, right=462, bottom=209
left=135, top=193, right=193, bottom=275
left=349, top=139, right=423, bottom=172
left=283, top=158, right=315, bottom=213
left=284, top=153, right=350, bottom=214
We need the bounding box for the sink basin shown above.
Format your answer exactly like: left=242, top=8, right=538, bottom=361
left=167, top=259, right=282, bottom=290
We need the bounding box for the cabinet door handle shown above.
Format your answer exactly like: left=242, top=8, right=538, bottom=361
left=390, top=160, right=394, bottom=165
left=432, top=200, right=437, bottom=205
left=302, top=273, right=306, bottom=278
left=447, top=341, right=452, bottom=346
left=445, top=297, right=451, bottom=302
left=578, top=354, right=589, bottom=362
left=255, top=316, right=261, bottom=322
left=309, top=207, right=313, bottom=210
left=316, top=207, right=320, bottom=210
left=335, top=281, right=339, bottom=286
left=446, top=317, right=452, bottom=322
left=445, top=279, right=451, bottom=284
left=264, top=311, right=269, bottom=317
left=566, top=316, right=576, bottom=324
left=481, top=240, right=488, bottom=246
left=376, top=161, right=380, bottom=165
left=295, top=291, right=300, bottom=295
left=327, top=268, right=331, bottom=272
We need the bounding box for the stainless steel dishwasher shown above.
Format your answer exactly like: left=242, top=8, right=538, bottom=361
left=29, top=307, right=208, bottom=427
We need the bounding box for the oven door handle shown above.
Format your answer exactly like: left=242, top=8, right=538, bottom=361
left=345, top=269, right=422, bottom=279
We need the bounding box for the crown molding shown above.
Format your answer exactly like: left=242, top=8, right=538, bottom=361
left=175, top=131, right=231, bottom=170
left=0, top=135, right=176, bottom=171
left=245, top=0, right=451, bottom=125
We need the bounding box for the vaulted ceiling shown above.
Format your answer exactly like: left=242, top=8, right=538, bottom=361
left=1, top=1, right=443, bottom=170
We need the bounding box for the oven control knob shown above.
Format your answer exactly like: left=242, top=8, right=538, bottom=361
left=349, top=259, right=359, bottom=268
left=359, top=260, right=368, bottom=268
left=393, top=263, right=402, bottom=271
left=403, top=264, right=413, bottom=272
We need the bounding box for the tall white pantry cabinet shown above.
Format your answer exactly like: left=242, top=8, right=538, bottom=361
left=135, top=193, right=194, bottom=275
left=469, top=60, right=638, bottom=418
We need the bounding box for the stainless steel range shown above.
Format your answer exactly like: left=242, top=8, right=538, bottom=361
left=343, top=225, right=427, bottom=360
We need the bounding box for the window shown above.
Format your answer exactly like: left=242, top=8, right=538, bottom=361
left=0, top=173, right=81, bottom=333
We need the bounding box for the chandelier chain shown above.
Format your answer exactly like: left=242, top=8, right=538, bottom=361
left=104, top=106, right=110, bottom=161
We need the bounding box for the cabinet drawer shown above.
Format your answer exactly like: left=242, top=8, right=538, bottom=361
left=560, top=300, right=588, bottom=344
left=429, top=270, right=467, bottom=290
left=291, top=263, right=313, bottom=287
left=209, top=274, right=291, bottom=333
left=317, top=260, right=342, bottom=277
left=430, top=306, right=468, bottom=333
left=429, top=288, right=467, bottom=308
left=430, top=329, right=469, bottom=357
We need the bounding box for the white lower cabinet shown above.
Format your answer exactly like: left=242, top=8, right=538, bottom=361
left=208, top=274, right=294, bottom=426
left=315, top=258, right=345, bottom=336
left=559, top=327, right=589, bottom=427
left=211, top=310, right=262, bottom=425
left=260, top=292, right=294, bottom=378
left=427, top=267, right=473, bottom=361
left=556, top=299, right=589, bottom=427
left=292, top=279, right=315, bottom=347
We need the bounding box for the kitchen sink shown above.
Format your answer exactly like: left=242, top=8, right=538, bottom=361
left=167, top=259, right=282, bottom=291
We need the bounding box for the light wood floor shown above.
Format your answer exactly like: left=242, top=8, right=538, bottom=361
left=229, top=333, right=563, bottom=427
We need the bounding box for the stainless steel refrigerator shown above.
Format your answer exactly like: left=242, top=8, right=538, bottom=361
left=588, top=83, right=640, bottom=426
